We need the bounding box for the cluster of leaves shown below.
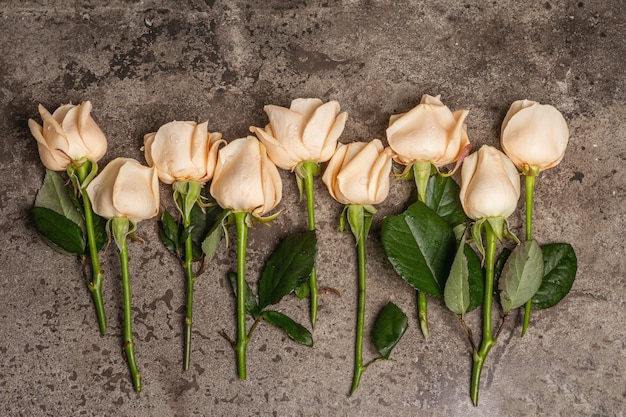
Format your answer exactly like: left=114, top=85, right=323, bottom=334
left=159, top=195, right=317, bottom=346
left=157, top=192, right=228, bottom=264
left=158, top=193, right=410, bottom=356
left=381, top=174, right=577, bottom=323
left=227, top=230, right=317, bottom=346
left=32, top=170, right=106, bottom=257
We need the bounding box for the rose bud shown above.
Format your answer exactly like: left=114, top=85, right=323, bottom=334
left=28, top=101, right=107, bottom=171
left=500, top=99, right=569, bottom=172
left=460, top=145, right=520, bottom=221
left=322, top=139, right=394, bottom=206
left=250, top=98, right=348, bottom=170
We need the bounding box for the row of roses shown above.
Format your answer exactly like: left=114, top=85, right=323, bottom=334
left=29, top=95, right=573, bottom=405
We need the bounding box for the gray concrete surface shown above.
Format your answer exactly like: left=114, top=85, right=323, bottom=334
left=1, top=1, right=625, bottom=416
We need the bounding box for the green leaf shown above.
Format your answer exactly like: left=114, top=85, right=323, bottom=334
left=532, top=243, right=577, bottom=309
left=189, top=201, right=225, bottom=247
left=32, top=207, right=86, bottom=255
left=201, top=209, right=229, bottom=262
left=158, top=210, right=180, bottom=254
left=444, top=238, right=470, bottom=315
left=257, top=230, right=317, bottom=310
left=381, top=201, right=456, bottom=297
left=227, top=271, right=260, bottom=318
left=465, top=244, right=485, bottom=312
left=498, top=240, right=544, bottom=314
left=372, top=302, right=408, bottom=359
left=425, top=174, right=468, bottom=228
left=262, top=310, right=313, bottom=347
left=35, top=170, right=85, bottom=231
left=294, top=281, right=311, bottom=299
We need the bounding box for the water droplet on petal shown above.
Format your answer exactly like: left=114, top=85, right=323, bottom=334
left=289, top=123, right=299, bottom=132
left=170, top=136, right=180, bottom=144
left=359, top=177, right=368, bottom=185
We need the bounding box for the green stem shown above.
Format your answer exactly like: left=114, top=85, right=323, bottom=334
left=413, top=161, right=432, bottom=339
left=349, top=206, right=373, bottom=395
left=301, top=161, right=319, bottom=327
left=182, top=207, right=195, bottom=371
left=234, top=212, right=249, bottom=380
left=470, top=221, right=498, bottom=406
left=76, top=162, right=106, bottom=336
left=119, top=236, right=142, bottom=393
left=522, top=172, right=537, bottom=337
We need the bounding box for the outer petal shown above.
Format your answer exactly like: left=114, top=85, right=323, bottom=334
left=318, top=111, right=348, bottom=163
left=189, top=121, right=210, bottom=180
left=251, top=124, right=299, bottom=170
left=501, top=99, right=535, bottom=134
left=28, top=118, right=68, bottom=171
left=437, top=109, right=470, bottom=166
left=301, top=100, right=341, bottom=160
left=203, top=131, right=225, bottom=183
left=322, top=142, right=349, bottom=203
left=386, top=96, right=455, bottom=164
left=148, top=121, right=201, bottom=184
left=87, top=158, right=126, bottom=219
left=75, top=101, right=107, bottom=162
left=255, top=141, right=282, bottom=216
left=263, top=104, right=310, bottom=162
left=336, top=140, right=383, bottom=205
left=38, top=104, right=73, bottom=164
left=289, top=98, right=323, bottom=119
left=59, top=105, right=95, bottom=161
left=367, top=146, right=394, bottom=204
left=210, top=137, right=266, bottom=212
left=112, top=159, right=159, bottom=221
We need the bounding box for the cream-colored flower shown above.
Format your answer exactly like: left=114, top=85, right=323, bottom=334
left=210, top=136, right=282, bottom=216
left=250, top=98, right=348, bottom=170
left=28, top=101, right=107, bottom=171
left=143, top=120, right=224, bottom=184
left=322, top=139, right=394, bottom=205
left=460, top=145, right=520, bottom=220
left=87, top=158, right=159, bottom=222
left=500, top=99, right=569, bottom=171
left=386, top=94, right=469, bottom=167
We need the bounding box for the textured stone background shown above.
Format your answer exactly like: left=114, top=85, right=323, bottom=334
left=1, top=1, right=625, bottom=416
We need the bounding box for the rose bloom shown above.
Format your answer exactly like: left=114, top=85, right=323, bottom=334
left=322, top=139, right=394, bottom=206
left=210, top=136, right=282, bottom=216
left=143, top=120, right=224, bottom=184
left=250, top=98, right=348, bottom=170
left=459, top=145, right=520, bottom=220
left=87, top=158, right=159, bottom=223
left=386, top=94, right=469, bottom=167
left=500, top=99, right=569, bottom=171
left=28, top=101, right=107, bottom=171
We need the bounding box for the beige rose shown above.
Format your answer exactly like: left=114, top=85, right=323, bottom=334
left=210, top=136, right=282, bottom=216
left=322, top=139, right=394, bottom=205
left=386, top=94, right=469, bottom=167
left=500, top=99, right=569, bottom=171
left=143, top=120, right=224, bottom=184
left=87, top=158, right=159, bottom=222
left=250, top=98, right=348, bottom=170
left=28, top=101, right=107, bottom=171
left=459, top=145, right=520, bottom=220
